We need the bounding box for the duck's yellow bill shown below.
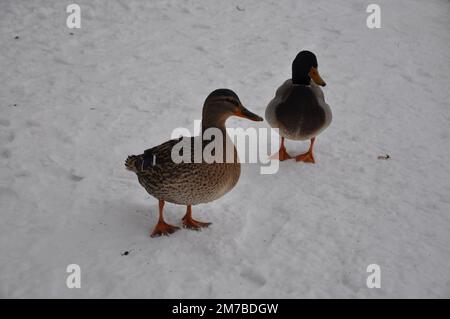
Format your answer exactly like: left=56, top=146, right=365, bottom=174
left=309, top=67, right=326, bottom=86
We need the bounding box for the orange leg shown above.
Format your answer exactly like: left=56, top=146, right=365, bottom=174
left=269, top=137, right=292, bottom=161
left=295, top=137, right=316, bottom=163
left=150, top=199, right=180, bottom=237
left=182, top=205, right=211, bottom=230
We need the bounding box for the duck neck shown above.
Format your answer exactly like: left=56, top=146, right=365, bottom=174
left=292, top=75, right=311, bottom=86
left=201, top=114, right=228, bottom=135
left=201, top=115, right=237, bottom=162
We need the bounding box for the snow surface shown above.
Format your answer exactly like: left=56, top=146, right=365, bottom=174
left=1, top=0, right=449, bottom=298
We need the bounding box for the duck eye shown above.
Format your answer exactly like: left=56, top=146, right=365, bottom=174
left=226, top=98, right=239, bottom=106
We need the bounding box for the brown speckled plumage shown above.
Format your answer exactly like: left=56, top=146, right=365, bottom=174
left=126, top=137, right=241, bottom=205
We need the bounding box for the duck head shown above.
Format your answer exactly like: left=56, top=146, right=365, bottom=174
left=202, top=89, right=263, bottom=131
left=292, top=51, right=326, bottom=87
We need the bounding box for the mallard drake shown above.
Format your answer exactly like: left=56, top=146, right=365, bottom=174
left=125, top=89, right=263, bottom=237
left=265, top=51, right=332, bottom=163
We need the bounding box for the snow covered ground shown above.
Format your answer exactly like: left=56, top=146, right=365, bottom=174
left=1, top=0, right=449, bottom=298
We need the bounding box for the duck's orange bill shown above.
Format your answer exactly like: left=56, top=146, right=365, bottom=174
left=309, top=67, right=326, bottom=86
left=234, top=107, right=264, bottom=122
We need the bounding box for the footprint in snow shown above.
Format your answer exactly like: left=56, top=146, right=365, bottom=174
left=1, top=149, right=12, bottom=159
left=240, top=268, right=267, bottom=287
left=26, top=120, right=40, bottom=128
left=0, top=131, right=15, bottom=144
left=70, top=174, right=84, bottom=182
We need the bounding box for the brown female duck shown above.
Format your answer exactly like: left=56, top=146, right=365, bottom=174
left=265, top=51, right=332, bottom=163
left=125, top=89, right=263, bottom=237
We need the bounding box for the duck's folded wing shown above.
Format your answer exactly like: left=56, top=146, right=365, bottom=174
left=142, top=137, right=184, bottom=170
left=266, top=79, right=294, bottom=126
left=274, top=79, right=294, bottom=100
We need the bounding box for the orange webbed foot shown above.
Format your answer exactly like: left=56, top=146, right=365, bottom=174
left=182, top=216, right=212, bottom=231
left=269, top=137, right=292, bottom=161
left=182, top=205, right=211, bottom=231
left=150, top=221, right=180, bottom=237
left=295, top=151, right=315, bottom=163
left=268, top=147, right=292, bottom=161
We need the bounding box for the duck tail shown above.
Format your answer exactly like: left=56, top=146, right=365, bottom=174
left=125, top=155, right=143, bottom=173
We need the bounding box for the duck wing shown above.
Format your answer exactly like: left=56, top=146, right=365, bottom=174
left=141, top=138, right=183, bottom=170
left=125, top=137, right=190, bottom=173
